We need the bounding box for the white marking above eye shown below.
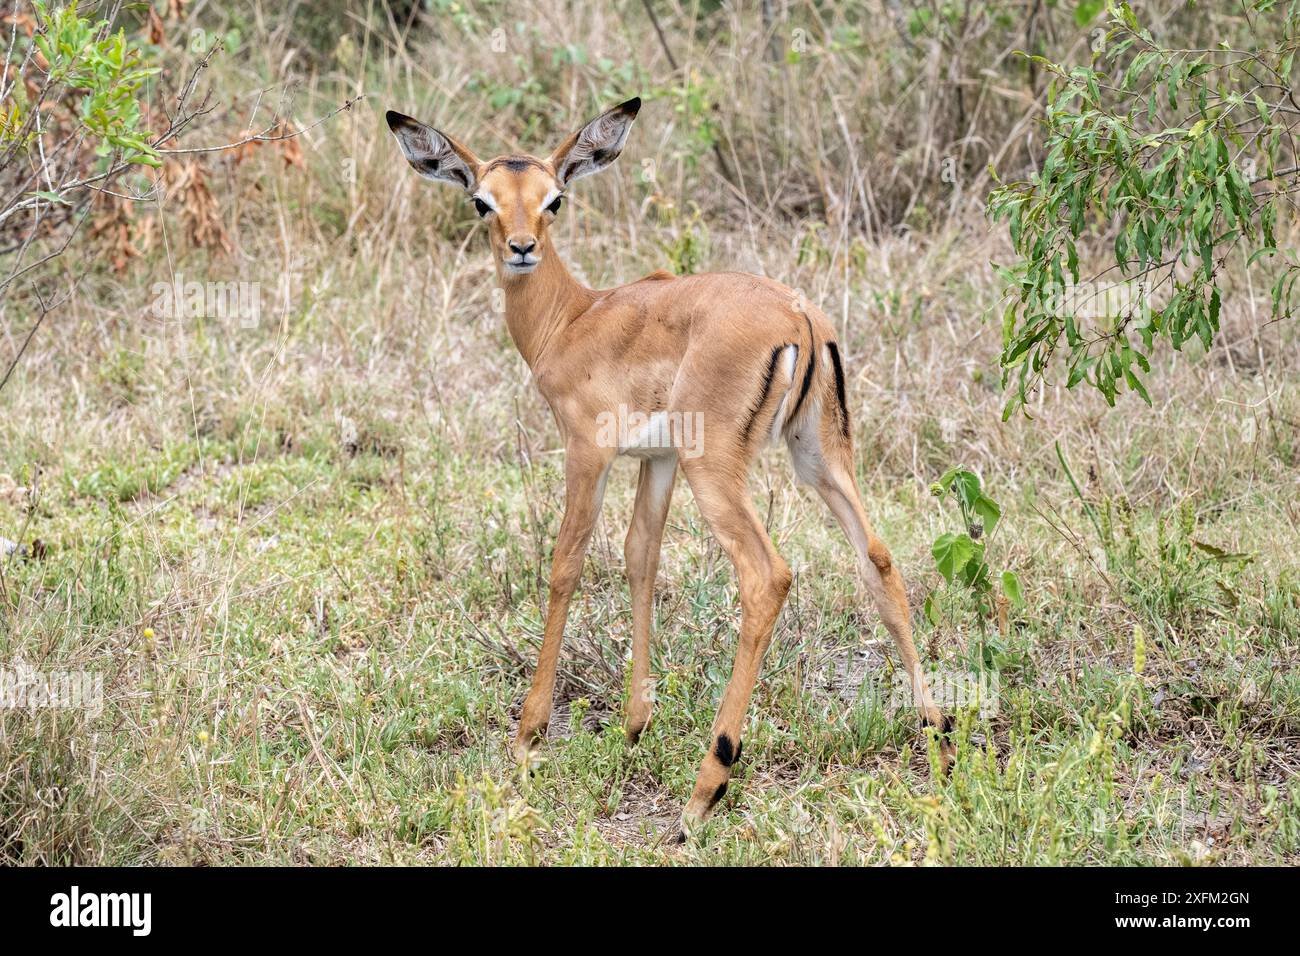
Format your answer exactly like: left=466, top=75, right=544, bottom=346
left=540, top=187, right=561, bottom=213
left=474, top=188, right=499, bottom=212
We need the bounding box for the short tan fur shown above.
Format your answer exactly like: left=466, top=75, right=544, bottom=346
left=386, top=98, right=954, bottom=840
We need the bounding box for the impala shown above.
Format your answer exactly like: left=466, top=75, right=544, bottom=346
left=386, top=98, right=955, bottom=840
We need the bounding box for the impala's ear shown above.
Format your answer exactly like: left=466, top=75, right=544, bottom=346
left=386, top=110, right=481, bottom=191
left=548, top=97, right=640, bottom=187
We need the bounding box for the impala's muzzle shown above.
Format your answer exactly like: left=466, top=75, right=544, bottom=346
left=505, top=235, right=539, bottom=274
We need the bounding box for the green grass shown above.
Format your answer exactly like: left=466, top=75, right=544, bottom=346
left=2, top=359, right=1297, bottom=863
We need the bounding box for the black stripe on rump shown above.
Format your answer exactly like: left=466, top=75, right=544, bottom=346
left=827, top=342, right=850, bottom=438
left=740, top=346, right=786, bottom=446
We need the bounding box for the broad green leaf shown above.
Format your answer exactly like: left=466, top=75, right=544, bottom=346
left=932, top=532, right=978, bottom=586
left=973, top=494, right=1002, bottom=533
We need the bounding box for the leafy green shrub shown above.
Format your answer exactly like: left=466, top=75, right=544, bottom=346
left=1, top=1, right=162, bottom=314
left=32, top=0, right=159, bottom=166
left=989, top=0, right=1299, bottom=414
left=926, top=467, right=1023, bottom=627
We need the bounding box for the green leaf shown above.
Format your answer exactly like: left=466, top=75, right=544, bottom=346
left=1190, top=540, right=1252, bottom=564
left=932, top=532, right=978, bottom=586
left=923, top=592, right=939, bottom=626
left=1000, top=571, right=1024, bottom=607
left=1124, top=364, right=1152, bottom=405
left=1074, top=0, right=1104, bottom=26
left=973, top=493, right=1002, bottom=533
left=1254, top=92, right=1272, bottom=126
left=944, top=469, right=983, bottom=512
left=960, top=549, right=989, bottom=588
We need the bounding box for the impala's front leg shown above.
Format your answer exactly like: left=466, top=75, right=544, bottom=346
left=513, top=445, right=612, bottom=764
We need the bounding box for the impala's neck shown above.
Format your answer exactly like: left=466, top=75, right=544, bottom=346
left=498, top=247, right=596, bottom=369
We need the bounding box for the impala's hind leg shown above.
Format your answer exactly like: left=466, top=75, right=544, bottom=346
left=788, top=420, right=955, bottom=774
left=624, top=455, right=676, bottom=743
left=676, top=460, right=792, bottom=837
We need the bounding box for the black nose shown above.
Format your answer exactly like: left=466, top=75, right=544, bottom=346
left=508, top=239, right=535, bottom=256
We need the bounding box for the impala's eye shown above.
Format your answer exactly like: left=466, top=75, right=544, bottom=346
left=473, top=197, right=491, bottom=218
left=546, top=195, right=562, bottom=215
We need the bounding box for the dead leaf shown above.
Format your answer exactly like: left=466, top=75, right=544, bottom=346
left=164, top=159, right=232, bottom=255
left=231, top=129, right=261, bottom=165
left=276, top=121, right=306, bottom=169
left=148, top=7, right=165, bottom=45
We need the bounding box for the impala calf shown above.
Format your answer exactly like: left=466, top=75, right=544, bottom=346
left=387, top=97, right=955, bottom=840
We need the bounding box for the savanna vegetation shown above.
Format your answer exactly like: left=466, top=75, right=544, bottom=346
left=0, top=0, right=1297, bottom=865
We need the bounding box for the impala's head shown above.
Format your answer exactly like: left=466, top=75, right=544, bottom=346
left=386, top=97, right=640, bottom=277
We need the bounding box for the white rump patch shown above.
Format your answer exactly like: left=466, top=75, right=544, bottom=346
left=768, top=344, right=799, bottom=445
left=781, top=343, right=797, bottom=380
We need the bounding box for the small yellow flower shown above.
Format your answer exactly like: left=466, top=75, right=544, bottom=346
left=198, top=730, right=209, bottom=744
left=143, top=627, right=155, bottom=641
